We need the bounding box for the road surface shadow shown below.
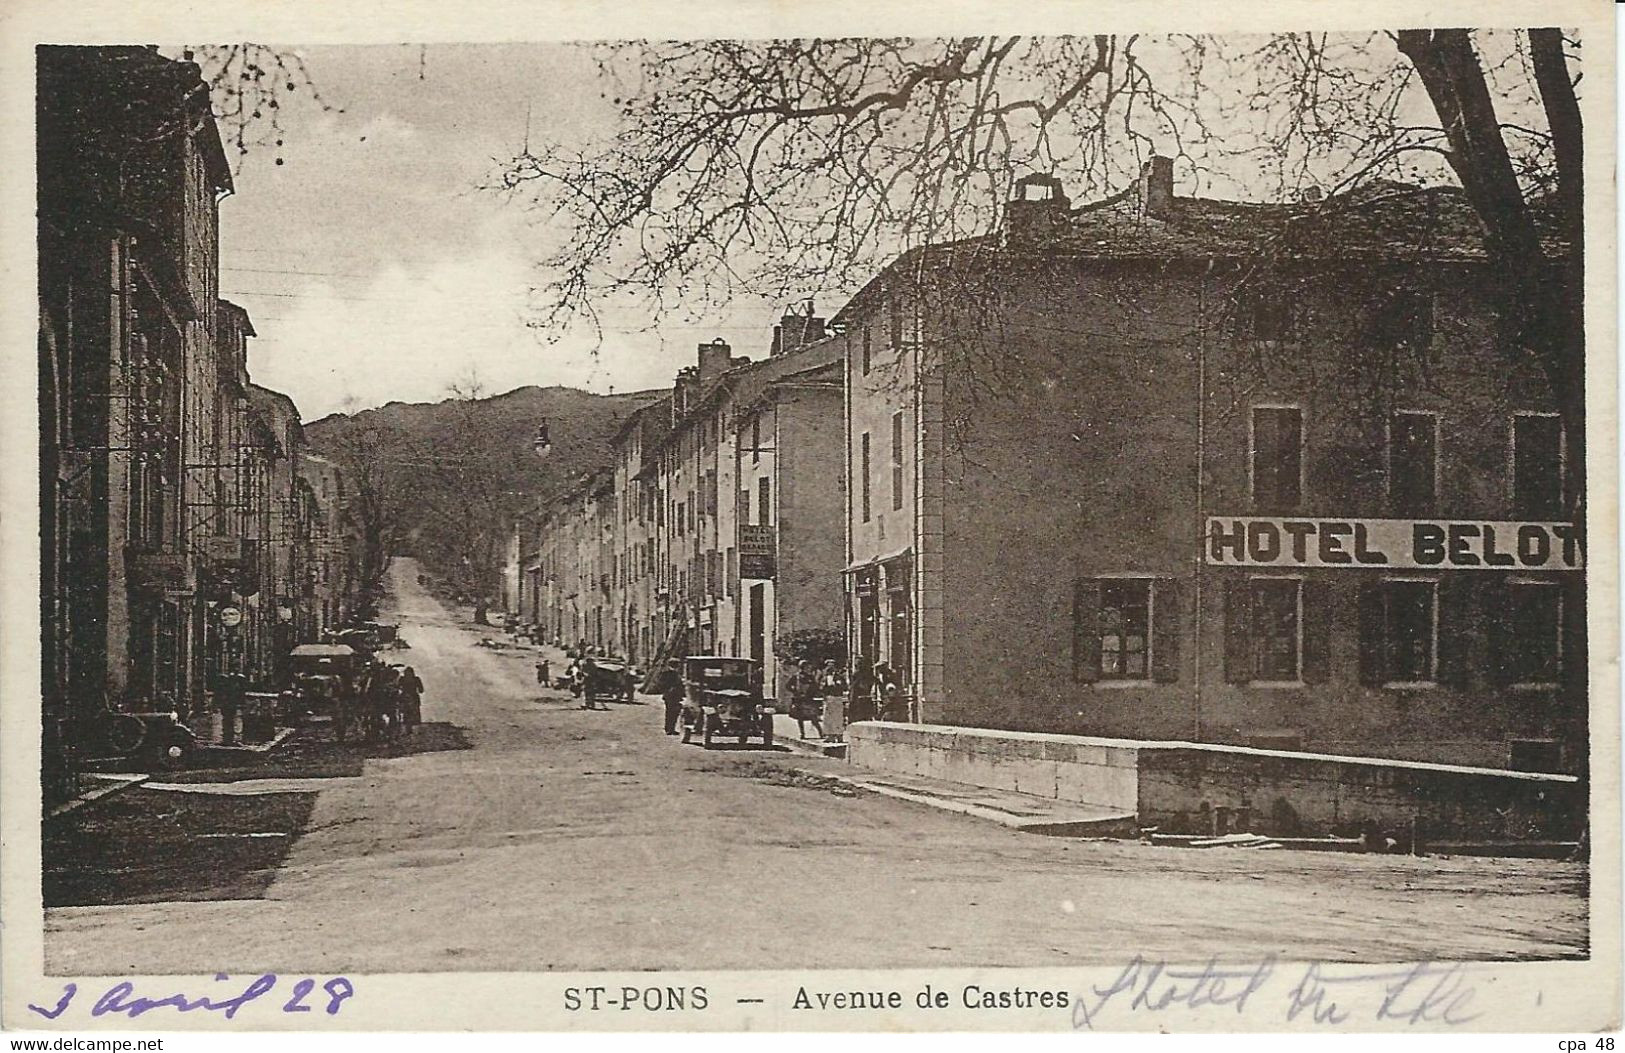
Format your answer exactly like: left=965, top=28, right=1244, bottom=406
left=154, top=722, right=475, bottom=784
left=43, top=787, right=317, bottom=907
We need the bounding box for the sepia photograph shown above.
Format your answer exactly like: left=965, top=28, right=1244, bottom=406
left=3, top=0, right=1618, bottom=1036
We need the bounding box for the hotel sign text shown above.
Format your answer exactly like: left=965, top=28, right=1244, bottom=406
left=1206, top=517, right=1583, bottom=571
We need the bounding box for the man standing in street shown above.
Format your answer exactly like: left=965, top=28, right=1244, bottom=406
left=661, top=668, right=685, bottom=735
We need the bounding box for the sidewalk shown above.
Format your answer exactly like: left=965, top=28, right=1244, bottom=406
left=771, top=713, right=846, bottom=758
left=45, top=772, right=149, bottom=821
left=795, top=763, right=1138, bottom=837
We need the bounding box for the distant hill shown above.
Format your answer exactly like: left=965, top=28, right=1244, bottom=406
left=305, top=384, right=664, bottom=595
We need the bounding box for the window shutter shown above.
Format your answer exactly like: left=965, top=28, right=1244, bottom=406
left=1357, top=581, right=1386, bottom=686
left=1484, top=578, right=1514, bottom=687
left=1435, top=575, right=1469, bottom=688
left=1073, top=578, right=1101, bottom=683
left=1301, top=580, right=1332, bottom=685
left=1223, top=580, right=1251, bottom=683
left=1152, top=578, right=1181, bottom=683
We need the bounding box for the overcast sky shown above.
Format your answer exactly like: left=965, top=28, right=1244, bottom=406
left=216, top=44, right=787, bottom=422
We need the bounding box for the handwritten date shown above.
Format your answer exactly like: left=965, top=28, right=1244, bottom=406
left=28, top=974, right=354, bottom=1022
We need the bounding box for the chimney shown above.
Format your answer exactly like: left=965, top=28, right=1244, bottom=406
left=1300, top=185, right=1323, bottom=203
left=697, top=337, right=733, bottom=386
left=771, top=300, right=827, bottom=357
left=1003, top=174, right=1070, bottom=242
left=672, top=366, right=698, bottom=421
left=1139, top=155, right=1174, bottom=218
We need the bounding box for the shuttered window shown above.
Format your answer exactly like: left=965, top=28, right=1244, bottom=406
left=1358, top=578, right=1447, bottom=687
left=1073, top=577, right=1180, bottom=683
left=1512, top=413, right=1564, bottom=519
left=1507, top=581, right=1563, bottom=686
left=1251, top=406, right=1303, bottom=512
left=860, top=432, right=872, bottom=523
left=1389, top=411, right=1438, bottom=515
left=891, top=411, right=904, bottom=511
left=1224, top=577, right=1314, bottom=684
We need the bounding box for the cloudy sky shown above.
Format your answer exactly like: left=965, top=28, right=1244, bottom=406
left=214, top=44, right=785, bottom=422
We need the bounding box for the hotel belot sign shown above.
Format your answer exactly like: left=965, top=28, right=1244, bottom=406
left=1206, top=517, right=1583, bottom=571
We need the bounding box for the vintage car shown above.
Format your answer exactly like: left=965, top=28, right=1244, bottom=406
left=679, top=655, right=774, bottom=748
left=287, top=643, right=367, bottom=739
left=578, top=658, right=635, bottom=708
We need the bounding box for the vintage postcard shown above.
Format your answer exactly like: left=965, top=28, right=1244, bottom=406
left=1, top=0, right=1618, bottom=1038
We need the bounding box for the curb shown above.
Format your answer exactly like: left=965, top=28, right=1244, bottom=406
left=802, top=768, right=1136, bottom=837
left=46, top=773, right=149, bottom=821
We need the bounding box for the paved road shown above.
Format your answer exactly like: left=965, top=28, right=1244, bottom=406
left=44, top=559, right=1588, bottom=974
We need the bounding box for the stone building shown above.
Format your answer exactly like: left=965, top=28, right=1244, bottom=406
left=840, top=161, right=1582, bottom=771
left=38, top=47, right=358, bottom=796
left=511, top=311, right=848, bottom=702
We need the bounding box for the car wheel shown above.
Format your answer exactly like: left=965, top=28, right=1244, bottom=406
left=104, top=713, right=147, bottom=755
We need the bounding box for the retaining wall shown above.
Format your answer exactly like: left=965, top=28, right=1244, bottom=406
left=844, top=722, right=1582, bottom=841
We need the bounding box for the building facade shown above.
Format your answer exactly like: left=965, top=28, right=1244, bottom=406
left=841, top=162, right=1583, bottom=771
left=38, top=46, right=359, bottom=797
left=508, top=314, right=848, bottom=701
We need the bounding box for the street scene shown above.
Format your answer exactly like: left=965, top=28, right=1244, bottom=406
left=44, top=560, right=1587, bottom=974
left=32, top=29, right=1597, bottom=983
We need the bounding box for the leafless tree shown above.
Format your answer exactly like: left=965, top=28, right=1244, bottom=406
left=321, top=411, right=409, bottom=613
left=489, top=31, right=1581, bottom=484
left=186, top=44, right=342, bottom=170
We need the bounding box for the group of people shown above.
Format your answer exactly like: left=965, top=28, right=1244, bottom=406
left=360, top=663, right=425, bottom=739
left=846, top=657, right=907, bottom=724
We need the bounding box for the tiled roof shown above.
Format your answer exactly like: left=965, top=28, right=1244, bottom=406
left=834, top=178, right=1568, bottom=325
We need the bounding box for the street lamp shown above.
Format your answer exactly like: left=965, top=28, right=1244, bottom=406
left=532, top=420, right=553, bottom=459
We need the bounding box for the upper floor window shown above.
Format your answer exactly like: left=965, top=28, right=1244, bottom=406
left=751, top=417, right=761, bottom=464
left=758, top=476, right=771, bottom=526
left=1389, top=410, right=1439, bottom=516
left=891, top=411, right=904, bottom=511
left=861, top=327, right=872, bottom=375
left=1240, top=287, right=1294, bottom=342
left=1251, top=406, right=1303, bottom=513
left=1370, top=289, right=1435, bottom=349
left=860, top=431, right=872, bottom=523
left=1512, top=412, right=1565, bottom=518
left=889, top=291, right=903, bottom=347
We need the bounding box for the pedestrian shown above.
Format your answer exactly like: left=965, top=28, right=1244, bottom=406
left=660, top=668, right=685, bottom=735
left=872, top=661, right=902, bottom=721
left=400, top=666, right=424, bottom=729
left=536, top=659, right=550, bottom=686
left=578, top=656, right=598, bottom=709
left=788, top=662, right=823, bottom=740
left=849, top=656, right=874, bottom=724
left=216, top=671, right=245, bottom=746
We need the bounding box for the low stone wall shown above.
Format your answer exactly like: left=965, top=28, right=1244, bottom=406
left=844, top=722, right=1583, bottom=842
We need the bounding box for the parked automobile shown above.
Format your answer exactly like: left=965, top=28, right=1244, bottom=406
left=679, top=655, right=773, bottom=748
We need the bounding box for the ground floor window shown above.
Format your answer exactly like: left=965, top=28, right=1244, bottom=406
left=1507, top=581, right=1563, bottom=687
left=1075, top=576, right=1180, bottom=683
left=1383, top=579, right=1438, bottom=684
left=1099, top=580, right=1150, bottom=680
left=1249, top=578, right=1300, bottom=682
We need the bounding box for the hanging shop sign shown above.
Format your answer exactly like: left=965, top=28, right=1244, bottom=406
left=218, top=605, right=244, bottom=628
left=1206, top=517, right=1583, bottom=572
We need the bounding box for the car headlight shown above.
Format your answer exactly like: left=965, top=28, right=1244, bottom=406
left=762, top=706, right=776, bottom=714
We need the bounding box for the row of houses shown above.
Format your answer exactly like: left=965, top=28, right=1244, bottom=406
left=38, top=46, right=362, bottom=795
left=509, top=161, right=1584, bottom=774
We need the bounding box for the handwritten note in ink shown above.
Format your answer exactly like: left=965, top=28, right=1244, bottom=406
left=28, top=974, right=354, bottom=1024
